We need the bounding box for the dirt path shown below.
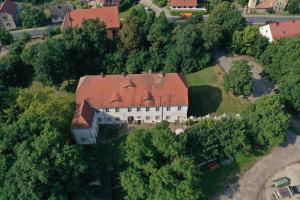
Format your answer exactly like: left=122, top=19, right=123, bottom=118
left=213, top=131, right=300, bottom=200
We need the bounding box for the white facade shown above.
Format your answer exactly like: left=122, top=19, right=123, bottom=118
left=259, top=24, right=273, bottom=42
left=95, top=105, right=188, bottom=124
left=72, top=105, right=188, bottom=145
left=72, top=114, right=98, bottom=145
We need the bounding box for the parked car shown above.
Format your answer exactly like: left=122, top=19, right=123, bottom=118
left=273, top=177, right=291, bottom=188
left=290, top=185, right=300, bottom=194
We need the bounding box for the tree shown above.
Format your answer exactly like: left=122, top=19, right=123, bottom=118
left=201, top=22, right=222, bottom=50
left=63, top=19, right=110, bottom=77
left=0, top=28, right=13, bottom=47
left=120, top=122, right=203, bottom=200
left=286, top=0, right=300, bottom=14
left=185, top=118, right=247, bottom=162
left=0, top=41, right=32, bottom=89
left=242, top=95, right=290, bottom=147
left=232, top=25, right=269, bottom=58
left=22, top=38, right=70, bottom=87
left=260, top=36, right=300, bottom=113
left=126, top=51, right=147, bottom=73
left=207, top=2, right=246, bottom=46
left=20, top=6, right=47, bottom=28
left=0, top=84, right=89, bottom=199
left=224, top=60, right=253, bottom=96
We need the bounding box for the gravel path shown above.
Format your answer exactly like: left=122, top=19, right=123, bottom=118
left=214, top=131, right=300, bottom=200
left=215, top=52, right=274, bottom=102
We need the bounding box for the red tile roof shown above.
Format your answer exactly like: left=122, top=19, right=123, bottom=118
left=0, top=0, right=18, bottom=15
left=71, top=73, right=188, bottom=128
left=61, top=6, right=120, bottom=31
left=269, top=20, right=300, bottom=40
left=171, top=0, right=197, bottom=7
left=71, top=99, right=95, bottom=128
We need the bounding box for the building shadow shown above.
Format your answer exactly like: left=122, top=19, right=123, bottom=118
left=188, top=85, right=222, bottom=117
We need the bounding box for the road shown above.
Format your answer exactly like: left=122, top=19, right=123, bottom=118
left=140, top=0, right=300, bottom=24
left=214, top=130, right=300, bottom=200
left=10, top=24, right=60, bottom=40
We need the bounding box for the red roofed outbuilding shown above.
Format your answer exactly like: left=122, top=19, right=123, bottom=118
left=0, top=0, right=20, bottom=30
left=61, top=6, right=120, bottom=39
left=171, top=0, right=198, bottom=9
left=259, top=20, right=300, bottom=42
left=71, top=73, right=189, bottom=144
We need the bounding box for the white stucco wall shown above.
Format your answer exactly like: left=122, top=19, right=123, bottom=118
left=72, top=105, right=188, bottom=144
left=0, top=12, right=17, bottom=30
left=259, top=24, right=273, bottom=42
left=94, top=105, right=188, bottom=124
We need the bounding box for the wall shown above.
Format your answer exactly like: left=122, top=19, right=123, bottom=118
left=0, top=12, right=16, bottom=30
left=71, top=114, right=98, bottom=144
left=259, top=25, right=273, bottom=42
left=94, top=105, right=188, bottom=124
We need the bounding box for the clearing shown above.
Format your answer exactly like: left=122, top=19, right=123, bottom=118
left=186, top=65, right=249, bottom=117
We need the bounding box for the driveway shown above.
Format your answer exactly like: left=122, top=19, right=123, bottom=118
left=214, top=130, right=300, bottom=200
left=215, top=52, right=274, bottom=102
left=10, top=24, right=60, bottom=40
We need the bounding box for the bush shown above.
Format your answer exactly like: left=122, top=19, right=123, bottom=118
left=224, top=60, right=253, bottom=96
left=285, top=0, right=300, bottom=14
left=153, top=0, right=167, bottom=7
left=20, top=6, right=47, bottom=28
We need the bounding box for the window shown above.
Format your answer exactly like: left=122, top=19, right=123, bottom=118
left=105, top=108, right=109, bottom=112
left=2, top=16, right=7, bottom=20
left=137, top=116, right=142, bottom=119
left=6, top=23, right=10, bottom=27
left=115, top=108, right=119, bottom=112
left=146, top=116, right=150, bottom=120
left=146, top=107, right=150, bottom=112
left=98, top=118, right=102, bottom=122
left=137, top=108, right=141, bottom=112
left=167, top=107, right=170, bottom=111
left=128, top=108, right=132, bottom=112
left=116, top=117, right=120, bottom=121
left=166, top=116, right=171, bottom=120
left=107, top=117, right=111, bottom=121
left=178, top=106, right=182, bottom=111
left=95, top=110, right=99, bottom=113
left=156, top=107, right=160, bottom=111
left=155, top=116, right=160, bottom=120
left=81, top=138, right=86, bottom=142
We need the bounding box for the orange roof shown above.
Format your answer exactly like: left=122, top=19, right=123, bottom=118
left=71, top=99, right=95, bottom=128
left=0, top=0, right=18, bottom=15
left=269, top=20, right=300, bottom=40
left=61, top=6, right=120, bottom=31
left=171, top=0, right=197, bottom=7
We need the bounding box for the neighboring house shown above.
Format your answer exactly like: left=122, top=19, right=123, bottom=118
left=0, top=0, right=20, bottom=30
left=170, top=0, right=206, bottom=10
left=71, top=72, right=189, bottom=144
left=247, top=0, right=287, bottom=13
left=61, top=6, right=120, bottom=38
left=259, top=20, right=300, bottom=42
left=50, top=4, right=74, bottom=24
left=81, top=0, right=119, bottom=8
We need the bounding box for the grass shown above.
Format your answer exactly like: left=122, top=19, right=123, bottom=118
left=119, top=4, right=144, bottom=19
left=201, top=150, right=268, bottom=199
left=186, top=65, right=249, bottom=117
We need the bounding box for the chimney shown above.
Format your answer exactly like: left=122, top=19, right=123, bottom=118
left=276, top=22, right=279, bottom=26
left=292, top=20, right=295, bottom=23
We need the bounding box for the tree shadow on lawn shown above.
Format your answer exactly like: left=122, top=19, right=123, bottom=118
left=188, top=85, right=222, bottom=117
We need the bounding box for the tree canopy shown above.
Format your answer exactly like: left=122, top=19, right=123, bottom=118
left=121, top=122, right=203, bottom=200
left=20, top=6, right=47, bottom=28
left=0, top=84, right=89, bottom=199
left=224, top=60, right=253, bottom=96
left=0, top=28, right=13, bottom=48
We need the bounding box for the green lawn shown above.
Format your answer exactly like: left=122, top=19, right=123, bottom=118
left=201, top=150, right=268, bottom=199
left=119, top=4, right=144, bottom=19
left=186, top=66, right=249, bottom=117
